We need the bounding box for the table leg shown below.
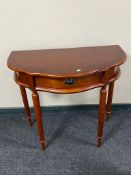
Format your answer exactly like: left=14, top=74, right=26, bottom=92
left=97, top=87, right=107, bottom=147
left=19, top=85, right=32, bottom=127
left=106, top=82, right=114, bottom=121
left=32, top=91, right=45, bottom=150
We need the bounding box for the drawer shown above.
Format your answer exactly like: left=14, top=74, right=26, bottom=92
left=34, top=72, right=103, bottom=93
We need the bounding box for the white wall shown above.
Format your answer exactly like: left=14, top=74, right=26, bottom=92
left=0, top=0, right=131, bottom=107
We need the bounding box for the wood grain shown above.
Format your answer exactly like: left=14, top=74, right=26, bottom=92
left=8, top=45, right=126, bottom=78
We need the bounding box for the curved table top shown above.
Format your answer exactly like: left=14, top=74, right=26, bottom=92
left=7, top=45, right=126, bottom=78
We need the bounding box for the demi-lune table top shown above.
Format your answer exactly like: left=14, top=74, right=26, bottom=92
left=7, top=45, right=126, bottom=78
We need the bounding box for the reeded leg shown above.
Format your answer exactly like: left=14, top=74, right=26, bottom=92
left=32, top=91, right=45, bottom=150
left=97, top=87, right=107, bottom=147
left=106, top=82, right=114, bottom=121
left=19, top=85, right=32, bottom=127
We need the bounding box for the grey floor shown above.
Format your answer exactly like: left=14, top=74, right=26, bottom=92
left=0, top=106, right=131, bottom=175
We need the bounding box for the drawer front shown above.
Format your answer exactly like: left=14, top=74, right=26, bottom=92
left=35, top=72, right=103, bottom=91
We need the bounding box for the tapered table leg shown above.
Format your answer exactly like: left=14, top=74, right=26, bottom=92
left=19, top=85, right=32, bottom=127
left=97, top=87, right=107, bottom=147
left=106, top=82, right=114, bottom=121
left=32, top=91, right=45, bottom=150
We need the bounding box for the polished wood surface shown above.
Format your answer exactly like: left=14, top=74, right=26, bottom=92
left=7, top=45, right=126, bottom=150
left=14, top=66, right=120, bottom=94
left=98, top=87, right=107, bottom=147
left=19, top=85, right=32, bottom=126
left=8, top=45, right=126, bottom=77
left=32, top=91, right=45, bottom=150
left=106, top=82, right=115, bottom=121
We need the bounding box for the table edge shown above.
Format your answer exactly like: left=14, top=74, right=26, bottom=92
left=7, top=45, right=127, bottom=78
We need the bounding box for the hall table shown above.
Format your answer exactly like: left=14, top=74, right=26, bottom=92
left=7, top=45, right=126, bottom=150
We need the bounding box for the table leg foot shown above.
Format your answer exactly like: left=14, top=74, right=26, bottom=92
left=97, top=87, right=107, bottom=147
left=97, top=137, right=102, bottom=147
left=19, top=85, right=33, bottom=127
left=106, top=112, right=111, bottom=121
left=32, top=91, right=46, bottom=150
left=40, top=141, right=46, bottom=150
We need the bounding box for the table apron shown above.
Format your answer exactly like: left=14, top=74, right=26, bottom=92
left=14, top=67, right=120, bottom=94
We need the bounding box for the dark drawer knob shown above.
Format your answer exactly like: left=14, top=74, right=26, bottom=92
left=64, top=78, right=75, bottom=85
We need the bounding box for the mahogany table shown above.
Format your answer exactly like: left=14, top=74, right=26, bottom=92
left=7, top=45, right=126, bottom=150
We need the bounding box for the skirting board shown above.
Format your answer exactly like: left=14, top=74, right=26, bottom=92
left=0, top=104, right=131, bottom=115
